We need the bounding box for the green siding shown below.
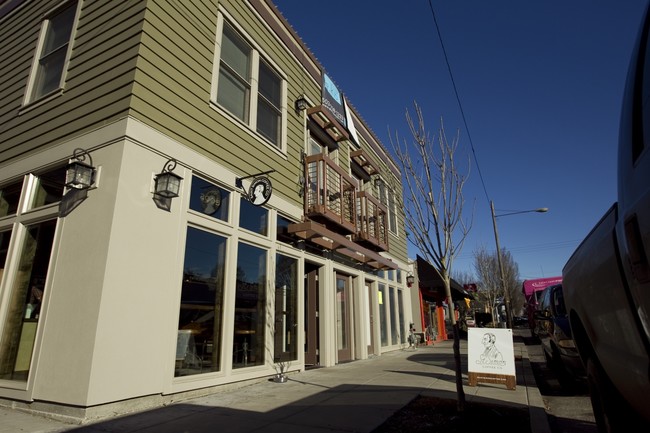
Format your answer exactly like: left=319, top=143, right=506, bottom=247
left=0, top=0, right=144, bottom=163
left=0, top=0, right=407, bottom=265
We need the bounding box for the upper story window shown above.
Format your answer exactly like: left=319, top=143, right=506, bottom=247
left=26, top=1, right=78, bottom=103
left=378, top=179, right=397, bottom=235
left=215, top=19, right=285, bottom=149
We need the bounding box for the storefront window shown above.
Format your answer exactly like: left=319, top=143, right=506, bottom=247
left=239, top=198, right=268, bottom=236
left=233, top=242, right=266, bottom=368
left=276, top=215, right=296, bottom=244
left=0, top=180, right=23, bottom=217
left=389, top=286, right=398, bottom=345
left=0, top=230, right=11, bottom=280
left=274, top=254, right=298, bottom=363
left=28, top=166, right=66, bottom=210
left=0, top=219, right=56, bottom=381
left=189, top=177, right=229, bottom=221
left=379, top=283, right=388, bottom=346
left=175, top=227, right=226, bottom=377
left=398, top=289, right=406, bottom=344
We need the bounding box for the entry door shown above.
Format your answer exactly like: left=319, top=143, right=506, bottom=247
left=336, top=274, right=352, bottom=362
left=366, top=282, right=375, bottom=355
left=304, top=268, right=319, bottom=366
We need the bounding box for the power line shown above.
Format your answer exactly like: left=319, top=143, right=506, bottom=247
left=427, top=0, right=491, bottom=205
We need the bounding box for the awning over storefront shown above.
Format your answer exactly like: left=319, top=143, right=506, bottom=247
left=416, top=255, right=474, bottom=303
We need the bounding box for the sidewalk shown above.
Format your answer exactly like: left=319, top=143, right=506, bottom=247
left=0, top=329, right=551, bottom=433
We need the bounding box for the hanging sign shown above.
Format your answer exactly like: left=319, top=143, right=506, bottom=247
left=248, top=177, right=272, bottom=206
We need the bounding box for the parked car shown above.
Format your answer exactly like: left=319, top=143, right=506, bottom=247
left=512, top=315, right=528, bottom=328
left=465, top=314, right=476, bottom=328
left=533, top=284, right=585, bottom=381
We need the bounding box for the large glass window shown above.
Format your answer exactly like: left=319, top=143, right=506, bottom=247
left=379, top=283, right=388, bottom=346
left=276, top=215, right=296, bottom=244
left=189, top=177, right=230, bottom=222
left=389, top=286, right=398, bottom=345
left=28, top=1, right=78, bottom=102
left=233, top=243, right=267, bottom=368
left=0, top=168, right=64, bottom=383
left=0, top=180, right=23, bottom=217
left=216, top=20, right=284, bottom=148
left=175, top=227, right=226, bottom=377
left=239, top=197, right=268, bottom=236
left=29, top=166, right=66, bottom=210
left=398, top=289, right=406, bottom=344
left=0, top=220, right=56, bottom=381
left=274, top=254, right=298, bottom=364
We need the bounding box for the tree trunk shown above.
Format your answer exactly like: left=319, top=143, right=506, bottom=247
left=452, top=322, right=466, bottom=412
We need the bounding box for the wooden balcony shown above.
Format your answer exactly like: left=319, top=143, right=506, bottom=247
left=304, top=153, right=357, bottom=234
left=355, top=191, right=389, bottom=252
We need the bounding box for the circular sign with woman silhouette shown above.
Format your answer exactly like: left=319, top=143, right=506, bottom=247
left=248, top=177, right=272, bottom=206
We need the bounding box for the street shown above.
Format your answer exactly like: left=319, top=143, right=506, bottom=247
left=522, top=331, right=597, bottom=433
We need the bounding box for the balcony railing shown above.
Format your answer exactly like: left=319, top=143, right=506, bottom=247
left=304, top=153, right=356, bottom=234
left=355, top=191, right=389, bottom=251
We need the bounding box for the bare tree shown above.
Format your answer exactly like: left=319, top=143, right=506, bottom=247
left=472, top=245, right=520, bottom=323
left=390, top=101, right=472, bottom=412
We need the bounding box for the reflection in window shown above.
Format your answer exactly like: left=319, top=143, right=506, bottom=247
left=239, top=198, right=268, bottom=235
left=389, top=286, right=398, bottom=345
left=276, top=215, right=296, bottom=244
left=29, top=166, right=66, bottom=210
left=0, top=220, right=56, bottom=381
left=0, top=230, right=12, bottom=290
left=0, top=180, right=23, bottom=217
left=274, top=254, right=298, bottom=363
left=398, top=289, right=406, bottom=344
left=233, top=243, right=267, bottom=368
left=29, top=1, right=77, bottom=101
left=379, top=284, right=388, bottom=346
left=175, top=227, right=226, bottom=377
left=189, top=177, right=229, bottom=221
left=216, top=21, right=283, bottom=147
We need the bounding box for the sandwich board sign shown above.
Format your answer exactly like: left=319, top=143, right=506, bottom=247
left=467, top=327, right=516, bottom=390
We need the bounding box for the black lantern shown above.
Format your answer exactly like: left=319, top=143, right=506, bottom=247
left=65, top=148, right=95, bottom=190
left=154, top=158, right=183, bottom=198
left=295, top=96, right=309, bottom=111
left=406, top=274, right=415, bottom=288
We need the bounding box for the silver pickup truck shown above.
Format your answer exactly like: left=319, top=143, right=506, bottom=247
left=562, top=5, right=650, bottom=432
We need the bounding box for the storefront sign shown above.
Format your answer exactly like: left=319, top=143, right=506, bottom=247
left=467, top=327, right=515, bottom=376
left=199, top=187, right=222, bottom=215
left=248, top=177, right=272, bottom=206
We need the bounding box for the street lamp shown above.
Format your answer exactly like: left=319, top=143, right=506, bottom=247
left=490, top=201, right=548, bottom=328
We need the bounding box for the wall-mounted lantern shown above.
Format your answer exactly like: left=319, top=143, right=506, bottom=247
left=295, top=96, right=309, bottom=111
left=154, top=158, right=183, bottom=199
left=406, top=274, right=415, bottom=288
left=65, top=148, right=95, bottom=190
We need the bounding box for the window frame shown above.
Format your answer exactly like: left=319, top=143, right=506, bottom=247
left=212, top=13, right=287, bottom=152
left=0, top=169, right=64, bottom=384
left=378, top=179, right=398, bottom=235
left=24, top=0, right=80, bottom=105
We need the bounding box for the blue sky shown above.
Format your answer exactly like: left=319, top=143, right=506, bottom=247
left=272, top=0, right=648, bottom=280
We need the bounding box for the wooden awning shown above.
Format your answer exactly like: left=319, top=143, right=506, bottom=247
left=288, top=220, right=397, bottom=270
left=350, top=149, right=380, bottom=176
left=307, top=105, right=350, bottom=142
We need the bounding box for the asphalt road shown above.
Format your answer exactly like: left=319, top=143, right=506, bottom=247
left=522, top=332, right=597, bottom=433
